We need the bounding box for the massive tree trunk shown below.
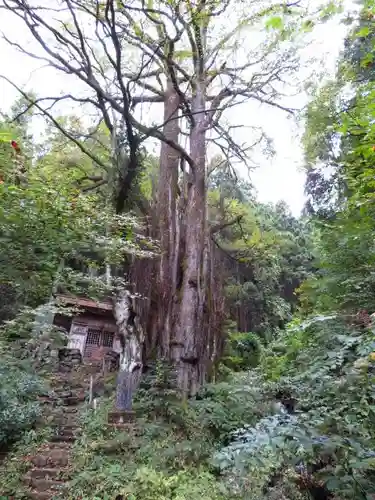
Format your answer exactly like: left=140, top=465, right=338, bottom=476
left=113, top=289, right=144, bottom=411
left=157, top=80, right=180, bottom=359
left=173, top=81, right=207, bottom=396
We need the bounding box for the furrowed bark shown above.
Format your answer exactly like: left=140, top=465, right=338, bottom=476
left=174, top=80, right=207, bottom=396
left=157, top=80, right=180, bottom=359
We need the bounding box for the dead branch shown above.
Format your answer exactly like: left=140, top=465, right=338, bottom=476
left=0, top=75, right=110, bottom=171
left=210, top=215, right=244, bottom=235
left=1, top=0, right=305, bottom=182
left=1, top=0, right=195, bottom=169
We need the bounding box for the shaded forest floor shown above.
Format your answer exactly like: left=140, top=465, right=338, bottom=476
left=1, top=315, right=375, bottom=500
left=0, top=365, right=294, bottom=500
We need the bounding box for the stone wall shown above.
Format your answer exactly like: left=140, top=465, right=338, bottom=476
left=58, top=348, right=82, bottom=372
left=11, top=326, right=68, bottom=371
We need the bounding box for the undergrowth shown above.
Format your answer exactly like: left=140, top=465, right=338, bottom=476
left=66, top=365, right=275, bottom=500
left=0, top=346, right=46, bottom=448
left=0, top=426, right=53, bottom=498
left=2, top=315, right=375, bottom=500
left=0, top=322, right=63, bottom=498
left=67, top=323, right=375, bottom=500
left=257, top=315, right=375, bottom=499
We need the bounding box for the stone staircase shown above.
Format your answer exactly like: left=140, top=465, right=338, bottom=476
left=19, top=348, right=129, bottom=499
left=24, top=356, right=93, bottom=499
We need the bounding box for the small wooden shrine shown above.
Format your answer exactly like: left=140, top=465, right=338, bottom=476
left=53, top=294, right=122, bottom=362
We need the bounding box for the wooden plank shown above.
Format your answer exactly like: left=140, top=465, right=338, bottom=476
left=67, top=333, right=86, bottom=354
left=70, top=323, right=89, bottom=335
left=67, top=323, right=88, bottom=355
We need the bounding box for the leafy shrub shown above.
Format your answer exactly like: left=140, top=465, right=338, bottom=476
left=69, top=396, right=231, bottom=499
left=206, top=315, right=375, bottom=499
left=222, top=331, right=262, bottom=371
left=190, top=373, right=272, bottom=440
left=0, top=352, right=43, bottom=446
left=259, top=315, right=375, bottom=499
left=0, top=426, right=53, bottom=497
left=70, top=465, right=228, bottom=500
left=212, top=409, right=299, bottom=498
left=67, top=365, right=276, bottom=499
left=134, top=362, right=271, bottom=442
left=134, top=360, right=182, bottom=420
left=260, top=315, right=341, bottom=380
left=65, top=315, right=375, bottom=499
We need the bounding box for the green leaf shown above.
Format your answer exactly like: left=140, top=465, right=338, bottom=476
left=133, top=23, right=143, bottom=37
left=0, top=132, right=12, bottom=142
left=302, top=19, right=315, bottom=32
left=357, top=26, right=370, bottom=38
left=265, top=16, right=284, bottom=30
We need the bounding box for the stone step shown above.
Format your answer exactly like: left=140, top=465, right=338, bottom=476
left=82, top=364, right=103, bottom=374
left=50, top=434, right=76, bottom=443
left=26, top=477, right=65, bottom=492
left=59, top=407, right=78, bottom=414
left=52, top=418, right=79, bottom=427
left=47, top=415, right=78, bottom=426
left=29, top=468, right=62, bottom=479
left=32, top=449, right=69, bottom=468
left=51, top=427, right=78, bottom=439
left=54, top=385, right=87, bottom=392
left=62, top=395, right=85, bottom=406
left=38, top=391, right=54, bottom=398
left=53, top=390, right=73, bottom=398
left=109, top=423, right=136, bottom=430
left=25, top=372, right=89, bottom=499
left=37, top=398, right=55, bottom=405
left=39, top=391, right=86, bottom=402
left=108, top=410, right=135, bottom=424
left=53, top=377, right=90, bottom=385
left=50, top=378, right=80, bottom=388
left=49, top=421, right=78, bottom=429
left=68, top=390, right=87, bottom=399
left=53, top=424, right=79, bottom=431
left=45, top=441, right=73, bottom=448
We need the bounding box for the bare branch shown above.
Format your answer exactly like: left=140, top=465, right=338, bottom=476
left=1, top=0, right=197, bottom=168
left=0, top=75, right=110, bottom=170
left=81, top=179, right=107, bottom=192
left=210, top=215, right=244, bottom=235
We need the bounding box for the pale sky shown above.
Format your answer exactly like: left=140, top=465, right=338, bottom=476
left=0, top=3, right=350, bottom=215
